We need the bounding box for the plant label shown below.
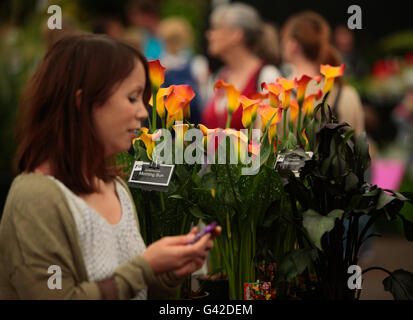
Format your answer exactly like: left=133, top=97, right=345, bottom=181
left=127, top=161, right=174, bottom=192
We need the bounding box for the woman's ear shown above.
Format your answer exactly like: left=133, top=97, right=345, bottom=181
left=75, top=89, right=82, bottom=109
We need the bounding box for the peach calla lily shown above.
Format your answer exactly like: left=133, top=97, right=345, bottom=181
left=148, top=60, right=166, bottom=89
left=239, top=95, right=261, bottom=128
left=133, top=128, right=162, bottom=160
left=320, top=64, right=345, bottom=94
left=214, top=80, right=241, bottom=115
left=258, top=103, right=282, bottom=141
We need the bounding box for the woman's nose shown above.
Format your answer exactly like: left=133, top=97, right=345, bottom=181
left=136, top=103, right=149, bottom=121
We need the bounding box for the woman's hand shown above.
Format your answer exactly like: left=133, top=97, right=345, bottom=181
left=142, top=226, right=221, bottom=276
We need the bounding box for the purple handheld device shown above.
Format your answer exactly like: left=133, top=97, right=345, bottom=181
left=187, top=222, right=217, bottom=245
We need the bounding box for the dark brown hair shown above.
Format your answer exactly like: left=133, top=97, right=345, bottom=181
left=15, top=33, right=151, bottom=194
left=281, top=11, right=331, bottom=64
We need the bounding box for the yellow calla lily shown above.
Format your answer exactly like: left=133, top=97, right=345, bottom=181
left=261, top=82, right=283, bottom=108
left=320, top=64, right=345, bottom=94
left=172, top=123, right=190, bottom=144
left=223, top=128, right=248, bottom=163
left=152, top=86, right=174, bottom=119
left=303, top=90, right=323, bottom=115
left=214, top=80, right=241, bottom=115
left=257, top=103, right=282, bottom=141
left=239, top=95, right=261, bottom=128
left=276, top=77, right=297, bottom=109
left=133, top=127, right=162, bottom=160
left=289, top=99, right=300, bottom=124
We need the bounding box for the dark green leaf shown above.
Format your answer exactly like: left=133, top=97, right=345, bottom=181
left=303, top=209, right=344, bottom=250
left=277, top=249, right=318, bottom=282
left=383, top=269, right=413, bottom=300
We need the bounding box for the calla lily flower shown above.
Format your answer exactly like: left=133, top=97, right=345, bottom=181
left=302, top=129, right=309, bottom=146
left=214, top=80, right=241, bottom=115
left=261, top=82, right=283, bottom=108
left=303, top=90, right=323, bottom=115
left=151, top=86, right=175, bottom=119
left=295, top=75, right=313, bottom=103
left=133, top=128, right=162, bottom=160
left=289, top=99, right=300, bottom=124
left=276, top=77, right=297, bottom=108
left=223, top=128, right=249, bottom=163
left=239, top=95, right=261, bottom=128
left=172, top=123, right=190, bottom=144
left=148, top=60, right=166, bottom=90
left=164, top=85, right=195, bottom=128
left=320, top=64, right=345, bottom=94
left=258, top=103, right=282, bottom=141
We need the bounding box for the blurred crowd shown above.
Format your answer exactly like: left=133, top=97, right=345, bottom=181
left=1, top=0, right=413, bottom=222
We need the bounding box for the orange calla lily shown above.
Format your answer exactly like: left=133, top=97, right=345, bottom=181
left=261, top=82, right=283, bottom=108
left=289, top=99, right=300, bottom=124
left=320, top=64, right=345, bottom=94
left=303, top=90, right=323, bottom=115
left=148, top=60, right=166, bottom=89
left=239, top=95, right=261, bottom=128
left=214, top=80, right=241, bottom=115
left=258, top=103, right=282, bottom=141
left=152, top=86, right=174, bottom=119
left=276, top=77, right=297, bottom=108
left=302, top=129, right=309, bottom=146
left=249, top=92, right=269, bottom=100
left=133, top=128, right=162, bottom=160
left=164, top=85, right=195, bottom=128
left=295, top=75, right=312, bottom=102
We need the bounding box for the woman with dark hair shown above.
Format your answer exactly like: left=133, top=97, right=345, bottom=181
left=0, top=34, right=220, bottom=299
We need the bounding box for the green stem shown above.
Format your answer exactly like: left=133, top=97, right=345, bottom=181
left=297, top=104, right=303, bottom=145
left=283, top=108, right=288, bottom=140
left=226, top=113, right=232, bottom=129
left=159, top=192, right=165, bottom=212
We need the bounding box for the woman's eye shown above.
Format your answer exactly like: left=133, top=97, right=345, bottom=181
left=128, top=97, right=137, bottom=103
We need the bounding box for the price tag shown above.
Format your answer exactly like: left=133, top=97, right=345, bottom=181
left=274, top=151, right=313, bottom=177
left=127, top=161, right=175, bottom=192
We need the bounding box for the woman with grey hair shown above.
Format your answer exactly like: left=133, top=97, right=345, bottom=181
left=201, top=2, right=281, bottom=130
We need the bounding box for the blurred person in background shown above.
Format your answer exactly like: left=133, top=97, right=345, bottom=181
left=126, top=0, right=164, bottom=60
left=281, top=11, right=366, bottom=140
left=334, top=24, right=367, bottom=79
left=158, top=16, right=207, bottom=124
left=202, top=2, right=281, bottom=130
left=92, top=15, right=125, bottom=38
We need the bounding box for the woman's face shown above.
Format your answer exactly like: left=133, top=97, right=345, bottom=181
left=281, top=36, right=295, bottom=63
left=206, top=22, right=241, bottom=58
left=93, top=59, right=148, bottom=157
